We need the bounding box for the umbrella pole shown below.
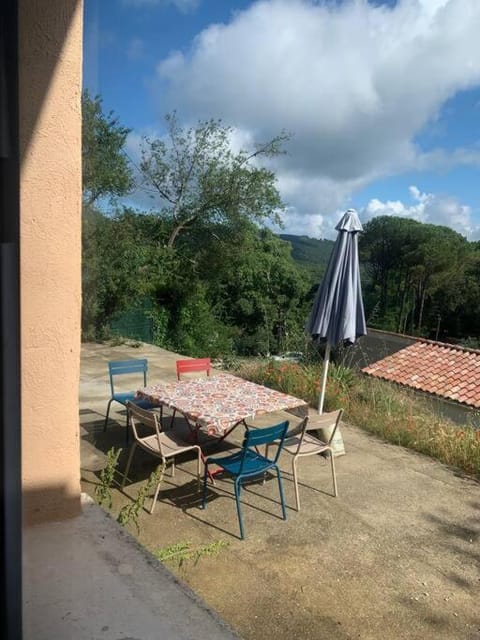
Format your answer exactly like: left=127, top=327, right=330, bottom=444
left=317, top=342, right=345, bottom=456
left=318, top=343, right=331, bottom=414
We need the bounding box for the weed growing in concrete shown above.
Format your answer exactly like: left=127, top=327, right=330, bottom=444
left=95, top=446, right=122, bottom=508
left=117, top=462, right=166, bottom=533
left=155, top=540, right=229, bottom=567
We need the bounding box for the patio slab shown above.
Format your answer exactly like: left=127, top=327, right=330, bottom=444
left=23, top=494, right=240, bottom=640
left=79, top=342, right=480, bottom=640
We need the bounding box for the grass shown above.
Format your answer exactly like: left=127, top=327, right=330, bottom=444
left=234, top=360, right=480, bottom=480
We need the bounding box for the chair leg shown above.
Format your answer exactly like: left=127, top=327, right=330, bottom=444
left=169, top=408, right=176, bottom=430
left=275, top=465, right=287, bottom=521
left=104, top=399, right=114, bottom=432
left=200, top=451, right=216, bottom=486
left=292, top=457, right=300, bottom=511
left=262, top=444, right=270, bottom=485
left=329, top=451, right=338, bottom=497
left=121, top=442, right=137, bottom=488
left=125, top=409, right=130, bottom=445
left=170, top=458, right=175, bottom=477
left=201, top=463, right=209, bottom=509
left=196, top=448, right=202, bottom=484
left=234, top=478, right=245, bottom=540
left=150, top=476, right=163, bottom=514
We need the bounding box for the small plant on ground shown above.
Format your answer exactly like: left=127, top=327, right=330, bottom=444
left=95, top=446, right=122, bottom=508
left=155, top=539, right=229, bottom=567
left=117, top=462, right=166, bottom=533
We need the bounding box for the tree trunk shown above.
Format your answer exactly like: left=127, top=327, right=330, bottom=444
left=417, top=287, right=426, bottom=333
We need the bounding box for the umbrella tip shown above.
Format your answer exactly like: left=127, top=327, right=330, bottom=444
left=336, top=209, right=363, bottom=232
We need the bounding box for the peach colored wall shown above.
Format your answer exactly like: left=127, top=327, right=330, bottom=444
left=19, top=0, right=83, bottom=524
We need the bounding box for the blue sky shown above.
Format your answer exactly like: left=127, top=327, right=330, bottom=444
left=84, top=0, right=480, bottom=239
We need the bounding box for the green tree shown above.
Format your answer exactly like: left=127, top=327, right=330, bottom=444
left=360, top=216, right=469, bottom=336
left=82, top=90, right=134, bottom=205
left=214, top=227, right=309, bottom=355
left=139, top=113, right=288, bottom=248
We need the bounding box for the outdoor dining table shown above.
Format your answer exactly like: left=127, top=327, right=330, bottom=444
left=136, top=371, right=308, bottom=441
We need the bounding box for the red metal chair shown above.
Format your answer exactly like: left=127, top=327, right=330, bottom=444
left=169, top=358, right=212, bottom=434
left=176, top=358, right=212, bottom=380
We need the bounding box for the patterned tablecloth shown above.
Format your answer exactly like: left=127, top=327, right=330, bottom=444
left=137, top=372, right=308, bottom=436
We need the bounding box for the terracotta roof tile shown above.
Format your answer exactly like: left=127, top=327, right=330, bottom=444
left=362, top=338, right=480, bottom=409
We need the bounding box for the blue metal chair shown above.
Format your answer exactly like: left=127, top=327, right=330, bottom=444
left=103, top=359, right=157, bottom=440
left=201, top=421, right=290, bottom=539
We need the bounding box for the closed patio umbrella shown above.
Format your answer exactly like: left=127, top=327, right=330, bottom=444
left=306, top=209, right=366, bottom=414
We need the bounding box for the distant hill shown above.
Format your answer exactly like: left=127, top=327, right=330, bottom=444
left=279, top=234, right=334, bottom=283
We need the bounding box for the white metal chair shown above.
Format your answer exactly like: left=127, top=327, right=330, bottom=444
left=122, top=402, right=203, bottom=514
left=268, top=409, right=343, bottom=510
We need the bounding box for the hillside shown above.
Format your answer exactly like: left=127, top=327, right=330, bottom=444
left=279, top=234, right=334, bottom=282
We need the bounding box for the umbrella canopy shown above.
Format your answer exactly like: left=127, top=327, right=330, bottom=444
left=307, top=209, right=366, bottom=412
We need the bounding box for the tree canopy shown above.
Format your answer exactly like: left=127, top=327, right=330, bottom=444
left=359, top=216, right=477, bottom=340
left=81, top=97, right=313, bottom=355
left=82, top=90, right=134, bottom=205
left=81, top=94, right=480, bottom=353
left=139, top=113, right=288, bottom=248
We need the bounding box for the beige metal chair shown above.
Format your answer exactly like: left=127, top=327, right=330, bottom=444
left=122, top=402, right=203, bottom=514
left=269, top=409, right=343, bottom=511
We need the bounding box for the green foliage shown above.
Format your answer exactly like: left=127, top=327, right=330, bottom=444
left=81, top=94, right=480, bottom=358
left=215, top=227, right=311, bottom=356
left=155, top=540, right=229, bottom=567
left=95, top=447, right=122, bottom=509
left=359, top=215, right=475, bottom=339
left=81, top=206, right=311, bottom=355
left=82, top=90, right=134, bottom=205
left=117, top=463, right=166, bottom=534
left=81, top=207, right=172, bottom=340
left=81, top=99, right=308, bottom=355
left=139, top=112, right=288, bottom=248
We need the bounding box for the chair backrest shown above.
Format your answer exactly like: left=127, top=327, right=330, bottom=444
left=284, top=416, right=309, bottom=454
left=305, top=409, right=343, bottom=447
left=176, top=358, right=211, bottom=380
left=238, top=421, right=289, bottom=475
left=108, top=359, right=148, bottom=395
left=126, top=402, right=164, bottom=457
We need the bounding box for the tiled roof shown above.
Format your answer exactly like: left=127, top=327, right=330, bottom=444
left=362, top=339, right=480, bottom=408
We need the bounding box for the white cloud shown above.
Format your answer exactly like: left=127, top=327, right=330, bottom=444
left=150, top=0, right=480, bottom=226
left=361, top=185, right=479, bottom=238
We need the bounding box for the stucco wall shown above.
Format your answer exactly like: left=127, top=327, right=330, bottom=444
left=19, top=0, right=83, bottom=524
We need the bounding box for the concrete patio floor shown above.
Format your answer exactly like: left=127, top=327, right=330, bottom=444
left=23, top=494, right=240, bottom=640
left=75, top=342, right=479, bottom=640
